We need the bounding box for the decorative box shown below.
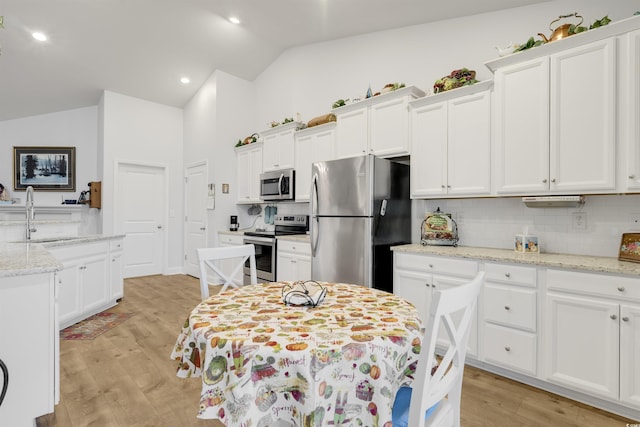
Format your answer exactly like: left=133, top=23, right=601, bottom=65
left=515, top=234, right=539, bottom=253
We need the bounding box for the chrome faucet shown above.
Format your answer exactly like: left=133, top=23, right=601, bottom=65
left=25, top=186, right=36, bottom=240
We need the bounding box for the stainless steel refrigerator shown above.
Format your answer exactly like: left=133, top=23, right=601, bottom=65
left=310, top=155, right=411, bottom=292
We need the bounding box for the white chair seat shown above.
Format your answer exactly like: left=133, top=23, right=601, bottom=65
left=392, top=271, right=484, bottom=427
left=197, top=244, right=257, bottom=299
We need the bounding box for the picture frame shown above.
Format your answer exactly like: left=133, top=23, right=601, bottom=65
left=618, top=233, right=640, bottom=263
left=13, top=146, right=76, bottom=191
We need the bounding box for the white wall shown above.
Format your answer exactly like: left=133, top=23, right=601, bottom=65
left=0, top=106, right=99, bottom=206
left=101, top=90, right=184, bottom=273
left=183, top=70, right=255, bottom=246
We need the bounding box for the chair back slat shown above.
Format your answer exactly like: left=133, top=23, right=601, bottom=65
left=197, top=244, right=258, bottom=299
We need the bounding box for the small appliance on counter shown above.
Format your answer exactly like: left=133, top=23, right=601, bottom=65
left=229, top=215, right=239, bottom=232
left=421, top=208, right=459, bottom=246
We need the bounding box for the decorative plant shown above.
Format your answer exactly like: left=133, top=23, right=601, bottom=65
left=332, top=99, right=349, bottom=108
left=235, top=133, right=259, bottom=147
left=433, top=69, right=478, bottom=93
left=270, top=117, right=295, bottom=127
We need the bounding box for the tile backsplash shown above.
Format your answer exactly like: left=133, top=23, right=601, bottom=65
left=415, top=194, right=640, bottom=258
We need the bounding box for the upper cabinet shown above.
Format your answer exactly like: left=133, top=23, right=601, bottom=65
left=491, top=38, right=616, bottom=195
left=622, top=29, right=640, bottom=191
left=260, top=121, right=304, bottom=172
left=331, top=86, right=425, bottom=159
left=235, top=142, right=263, bottom=204
left=294, top=123, right=336, bottom=201
left=410, top=81, right=492, bottom=198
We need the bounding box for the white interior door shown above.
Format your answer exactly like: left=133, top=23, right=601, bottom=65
left=117, top=162, right=166, bottom=278
left=184, top=162, right=208, bottom=277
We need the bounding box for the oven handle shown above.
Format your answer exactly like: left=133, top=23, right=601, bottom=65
left=243, top=236, right=275, bottom=245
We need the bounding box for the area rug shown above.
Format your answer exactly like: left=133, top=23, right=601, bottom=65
left=61, top=312, right=134, bottom=340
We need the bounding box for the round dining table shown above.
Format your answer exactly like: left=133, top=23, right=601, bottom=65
left=171, top=281, right=423, bottom=427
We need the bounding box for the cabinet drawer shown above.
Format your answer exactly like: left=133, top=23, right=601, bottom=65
left=394, top=253, right=478, bottom=277
left=49, top=241, right=109, bottom=261
left=484, top=284, right=537, bottom=331
left=277, top=239, right=311, bottom=255
left=110, top=239, right=124, bottom=252
left=484, top=262, right=536, bottom=287
left=219, top=233, right=243, bottom=245
left=484, top=323, right=537, bottom=375
left=546, top=268, right=640, bottom=302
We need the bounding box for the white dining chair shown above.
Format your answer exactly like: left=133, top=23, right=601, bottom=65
left=197, top=244, right=258, bottom=299
left=392, top=271, right=484, bottom=427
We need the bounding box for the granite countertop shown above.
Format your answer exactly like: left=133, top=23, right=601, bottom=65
left=391, top=244, right=640, bottom=276
left=0, top=234, right=125, bottom=277
left=218, top=230, right=246, bottom=237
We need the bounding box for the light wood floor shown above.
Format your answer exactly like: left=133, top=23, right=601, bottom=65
left=37, top=274, right=635, bottom=427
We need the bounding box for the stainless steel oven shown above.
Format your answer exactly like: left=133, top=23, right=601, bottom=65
left=243, top=215, right=309, bottom=284
left=242, top=234, right=276, bottom=284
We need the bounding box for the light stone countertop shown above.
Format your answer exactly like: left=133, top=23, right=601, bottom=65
left=391, top=244, right=640, bottom=277
left=218, top=230, right=246, bottom=237
left=0, top=234, right=125, bottom=277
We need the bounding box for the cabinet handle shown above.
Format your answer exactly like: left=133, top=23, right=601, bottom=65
left=292, top=246, right=296, bottom=250
left=200, top=227, right=206, bottom=231
left=629, top=175, right=636, bottom=179
left=441, top=185, right=446, bottom=189
left=504, top=305, right=511, bottom=311
left=447, top=185, right=451, bottom=189
left=551, top=178, right=556, bottom=183
left=542, top=179, right=547, bottom=183
left=617, top=286, right=625, bottom=292
left=610, top=314, right=618, bottom=320
left=504, top=346, right=511, bottom=352
left=504, top=273, right=510, bottom=278
left=622, top=316, right=630, bottom=322
left=428, top=264, right=433, bottom=268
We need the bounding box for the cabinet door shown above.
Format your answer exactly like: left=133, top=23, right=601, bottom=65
left=433, top=274, right=478, bottom=357
left=110, top=250, right=124, bottom=300
left=56, top=260, right=82, bottom=329
left=493, top=57, right=549, bottom=194
left=262, top=133, right=280, bottom=172
left=81, top=254, right=110, bottom=315
left=620, top=304, right=640, bottom=407
left=545, top=292, right=619, bottom=399
left=549, top=38, right=616, bottom=192
left=294, top=127, right=335, bottom=201
left=248, top=146, right=263, bottom=202
left=447, top=90, right=491, bottom=196
left=236, top=148, right=251, bottom=203
left=393, top=268, right=432, bottom=324
left=263, top=129, right=295, bottom=172
left=370, top=97, right=410, bottom=157
left=410, top=102, right=447, bottom=197
left=277, top=251, right=298, bottom=282
left=623, top=30, right=640, bottom=190
left=335, top=107, right=368, bottom=159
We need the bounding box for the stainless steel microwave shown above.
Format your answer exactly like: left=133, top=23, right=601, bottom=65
left=260, top=169, right=295, bottom=201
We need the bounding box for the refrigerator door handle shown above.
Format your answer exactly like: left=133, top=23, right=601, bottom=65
left=310, top=174, right=319, bottom=257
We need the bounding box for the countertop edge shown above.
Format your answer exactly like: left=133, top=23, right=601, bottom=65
left=391, top=244, right=640, bottom=276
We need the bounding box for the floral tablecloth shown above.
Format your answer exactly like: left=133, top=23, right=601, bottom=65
left=171, top=281, right=423, bottom=427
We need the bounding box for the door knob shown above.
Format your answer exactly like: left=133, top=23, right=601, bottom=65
left=157, top=225, right=163, bottom=229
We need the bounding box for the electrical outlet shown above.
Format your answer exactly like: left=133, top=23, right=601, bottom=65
left=629, top=213, right=640, bottom=229
left=572, top=212, right=587, bottom=230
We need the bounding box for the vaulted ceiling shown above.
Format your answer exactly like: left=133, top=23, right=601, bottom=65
left=0, top=0, right=549, bottom=121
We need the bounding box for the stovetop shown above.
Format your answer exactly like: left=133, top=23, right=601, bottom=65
left=244, top=214, right=308, bottom=238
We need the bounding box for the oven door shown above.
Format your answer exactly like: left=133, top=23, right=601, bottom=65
left=243, top=235, right=276, bottom=284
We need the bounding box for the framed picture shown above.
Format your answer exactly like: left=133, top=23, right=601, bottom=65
left=618, top=233, right=640, bottom=263
left=13, top=146, right=76, bottom=191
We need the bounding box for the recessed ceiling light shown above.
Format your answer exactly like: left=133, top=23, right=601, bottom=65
left=180, top=77, right=190, bottom=84
left=229, top=17, right=240, bottom=24
left=32, top=32, right=47, bottom=41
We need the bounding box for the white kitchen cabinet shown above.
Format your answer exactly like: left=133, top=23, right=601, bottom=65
left=0, top=272, right=56, bottom=426
left=110, top=238, right=124, bottom=301
left=277, top=238, right=311, bottom=282
left=545, top=268, right=640, bottom=405
left=260, top=122, right=302, bottom=172
left=482, top=262, right=537, bottom=375
left=217, top=232, right=244, bottom=286
left=622, top=29, right=640, bottom=191
left=393, top=252, right=479, bottom=356
left=294, top=123, right=335, bottom=201
left=332, top=86, right=424, bottom=159
left=410, top=82, right=491, bottom=198
left=235, top=142, right=263, bottom=204
left=50, top=240, right=112, bottom=329
left=492, top=38, right=616, bottom=195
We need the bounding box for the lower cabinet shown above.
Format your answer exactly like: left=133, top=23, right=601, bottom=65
left=277, top=239, right=311, bottom=282
left=393, top=252, right=479, bottom=357
left=49, top=238, right=124, bottom=330
left=545, top=268, right=640, bottom=407
left=392, top=249, right=640, bottom=418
